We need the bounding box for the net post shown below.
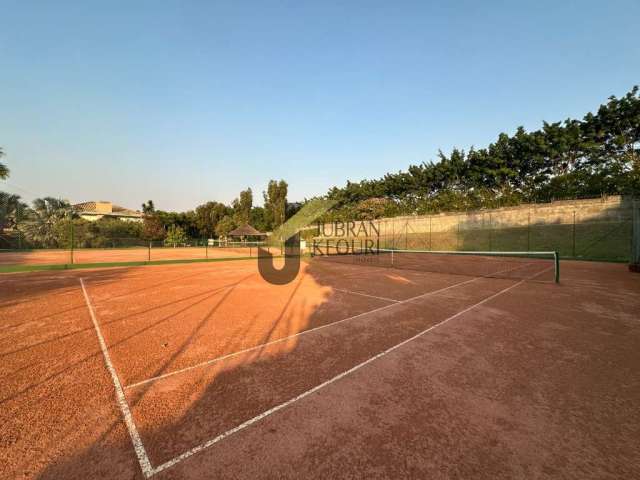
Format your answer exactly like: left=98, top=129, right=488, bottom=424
left=554, top=251, right=560, bottom=283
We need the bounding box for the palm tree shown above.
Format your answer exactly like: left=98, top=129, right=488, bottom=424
left=0, top=192, right=28, bottom=233
left=142, top=200, right=155, bottom=214
left=0, top=147, right=8, bottom=180
left=21, top=197, right=73, bottom=247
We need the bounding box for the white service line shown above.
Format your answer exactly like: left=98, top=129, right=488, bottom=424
left=150, top=265, right=552, bottom=476
left=331, top=288, right=400, bottom=303
left=80, top=278, right=155, bottom=479
left=126, top=257, right=542, bottom=390
left=124, top=274, right=480, bottom=390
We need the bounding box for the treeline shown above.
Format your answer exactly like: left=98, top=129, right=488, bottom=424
left=0, top=177, right=296, bottom=248
left=140, top=180, right=296, bottom=244
left=2, top=86, right=639, bottom=247
left=323, top=86, right=640, bottom=220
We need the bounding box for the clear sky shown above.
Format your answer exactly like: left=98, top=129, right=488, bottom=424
left=1, top=1, right=639, bottom=211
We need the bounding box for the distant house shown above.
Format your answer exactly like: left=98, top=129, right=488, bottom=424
left=73, top=201, right=143, bottom=223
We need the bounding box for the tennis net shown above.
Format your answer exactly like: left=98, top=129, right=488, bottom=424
left=310, top=245, right=559, bottom=283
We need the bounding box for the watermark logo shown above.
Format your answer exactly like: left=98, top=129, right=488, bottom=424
left=257, top=198, right=335, bottom=284
left=258, top=203, right=382, bottom=284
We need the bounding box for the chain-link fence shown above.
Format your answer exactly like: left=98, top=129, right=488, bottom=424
left=0, top=229, right=275, bottom=268
left=313, top=196, right=636, bottom=263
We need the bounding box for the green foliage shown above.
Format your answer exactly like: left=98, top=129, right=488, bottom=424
left=264, top=180, right=288, bottom=228
left=215, top=215, right=236, bottom=238
left=0, top=147, right=8, bottom=180
left=194, top=201, right=228, bottom=237
left=324, top=86, right=640, bottom=219
left=233, top=188, right=253, bottom=225
left=0, top=192, right=28, bottom=232
left=249, top=206, right=269, bottom=233
left=156, top=210, right=199, bottom=237
left=141, top=200, right=155, bottom=214
left=164, top=224, right=188, bottom=246
left=20, top=197, right=74, bottom=247
left=142, top=214, right=166, bottom=241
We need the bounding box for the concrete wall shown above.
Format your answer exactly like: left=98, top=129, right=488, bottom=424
left=315, top=196, right=635, bottom=260
left=324, top=196, right=633, bottom=236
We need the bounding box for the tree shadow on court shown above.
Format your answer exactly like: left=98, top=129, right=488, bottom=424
left=33, top=258, right=430, bottom=479
left=23, top=261, right=316, bottom=477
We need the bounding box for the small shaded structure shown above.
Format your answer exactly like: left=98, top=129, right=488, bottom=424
left=228, top=224, right=266, bottom=242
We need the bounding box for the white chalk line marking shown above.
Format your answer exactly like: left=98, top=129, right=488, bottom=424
left=150, top=265, right=553, bottom=476
left=332, top=287, right=401, bottom=303
left=124, top=275, right=480, bottom=390
left=80, top=278, right=155, bottom=478
left=126, top=258, right=544, bottom=390
left=125, top=259, right=545, bottom=390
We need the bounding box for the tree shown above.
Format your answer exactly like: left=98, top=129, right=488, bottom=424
left=233, top=188, right=253, bottom=224
left=323, top=85, right=640, bottom=217
left=20, top=197, right=74, bottom=247
left=249, top=206, right=269, bottom=232
left=195, top=201, right=228, bottom=238
left=0, top=147, right=8, bottom=180
left=215, top=215, right=236, bottom=238
left=164, top=224, right=188, bottom=247
left=0, top=192, right=28, bottom=232
left=141, top=200, right=155, bottom=214
left=142, top=214, right=165, bottom=241
left=264, top=180, right=288, bottom=229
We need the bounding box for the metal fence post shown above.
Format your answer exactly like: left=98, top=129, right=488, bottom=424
left=632, top=199, right=640, bottom=270
left=489, top=212, right=492, bottom=251
left=572, top=210, right=576, bottom=258
left=527, top=211, right=531, bottom=251
left=70, top=220, right=74, bottom=265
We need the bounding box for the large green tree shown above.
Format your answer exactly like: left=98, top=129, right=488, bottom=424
left=324, top=85, right=640, bottom=219
left=195, top=201, right=228, bottom=238
left=264, top=180, right=288, bottom=228
left=20, top=197, right=74, bottom=247
left=141, top=200, right=155, bottom=214
left=0, top=192, right=28, bottom=233
left=164, top=224, right=188, bottom=246
left=233, top=188, right=253, bottom=225
left=215, top=215, right=236, bottom=238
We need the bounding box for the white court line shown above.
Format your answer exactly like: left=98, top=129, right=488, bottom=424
left=124, top=275, right=480, bottom=390
left=80, top=278, right=155, bottom=479
left=332, top=288, right=400, bottom=303
left=125, top=259, right=543, bottom=390
left=150, top=265, right=553, bottom=476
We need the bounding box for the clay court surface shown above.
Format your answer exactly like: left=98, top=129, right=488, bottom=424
left=1, top=257, right=639, bottom=479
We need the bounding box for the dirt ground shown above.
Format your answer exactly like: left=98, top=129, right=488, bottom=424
left=1, top=258, right=639, bottom=479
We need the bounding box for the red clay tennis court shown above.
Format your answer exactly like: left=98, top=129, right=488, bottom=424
left=1, top=254, right=639, bottom=479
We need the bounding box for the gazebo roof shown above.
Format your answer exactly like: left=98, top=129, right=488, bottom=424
left=228, top=224, right=266, bottom=237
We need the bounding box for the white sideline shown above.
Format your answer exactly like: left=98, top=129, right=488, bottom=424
left=150, top=265, right=553, bottom=476
left=331, top=287, right=400, bottom=303
left=80, top=278, right=155, bottom=479
left=125, top=258, right=545, bottom=390
left=124, top=275, right=480, bottom=390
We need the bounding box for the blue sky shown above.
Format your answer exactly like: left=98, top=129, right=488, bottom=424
left=1, top=1, right=639, bottom=211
